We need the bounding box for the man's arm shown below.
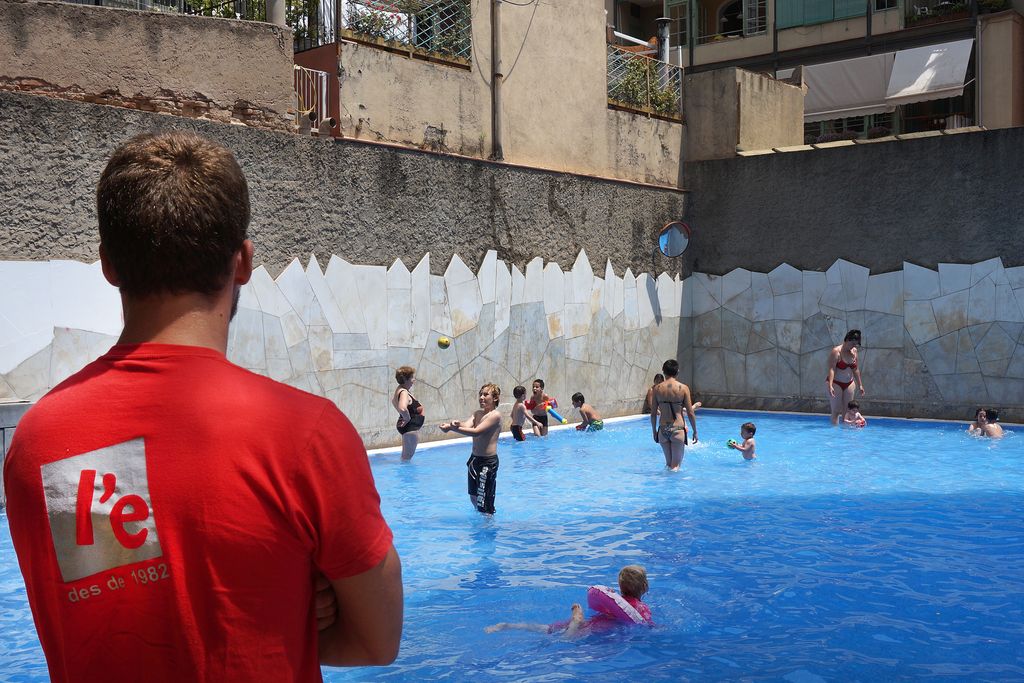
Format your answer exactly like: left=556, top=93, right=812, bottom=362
left=319, top=544, right=403, bottom=666
left=650, top=392, right=659, bottom=442
left=451, top=411, right=500, bottom=436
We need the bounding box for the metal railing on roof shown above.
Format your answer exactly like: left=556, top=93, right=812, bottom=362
left=606, top=45, right=683, bottom=120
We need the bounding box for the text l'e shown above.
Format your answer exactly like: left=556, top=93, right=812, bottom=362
left=75, top=469, right=150, bottom=549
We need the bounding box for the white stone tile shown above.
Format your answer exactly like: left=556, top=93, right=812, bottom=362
left=543, top=262, right=564, bottom=316
left=511, top=265, right=525, bottom=306
left=248, top=266, right=293, bottom=317
left=308, top=325, right=333, bottom=372
left=49, top=260, right=121, bottom=335
left=995, top=284, right=1024, bottom=323
left=5, top=345, right=51, bottom=400
left=546, top=312, right=563, bottom=339
left=775, top=319, right=801, bottom=354
left=839, top=260, right=869, bottom=310
left=323, top=256, right=368, bottom=334
left=818, top=283, right=847, bottom=312
left=49, top=328, right=113, bottom=387
left=972, top=257, right=1005, bottom=286
left=938, top=263, right=971, bottom=294
left=865, top=271, right=903, bottom=316
left=773, top=291, right=802, bottom=321
left=603, top=261, right=616, bottom=317
left=570, top=250, right=594, bottom=305
left=751, top=273, right=773, bottom=321
left=657, top=272, right=677, bottom=319
left=608, top=271, right=624, bottom=320
left=277, top=259, right=322, bottom=326
left=494, top=260, right=512, bottom=339
left=0, top=260, right=54, bottom=374
left=722, top=268, right=751, bottom=305
left=410, top=254, right=432, bottom=348
left=1007, top=266, right=1024, bottom=290
left=306, top=255, right=350, bottom=335
left=263, top=313, right=289, bottom=360
left=591, top=277, right=605, bottom=317
left=802, top=271, right=827, bottom=319
left=691, top=272, right=722, bottom=317
left=622, top=269, right=640, bottom=330
left=903, top=262, right=939, bottom=301
left=429, top=274, right=453, bottom=336
left=904, top=300, right=940, bottom=345
left=524, top=257, right=544, bottom=303
left=768, top=263, right=802, bottom=295
left=386, top=258, right=411, bottom=290
left=353, top=264, right=388, bottom=349
left=637, top=273, right=656, bottom=328
left=478, top=250, right=497, bottom=305
left=237, top=279, right=259, bottom=311
left=563, top=303, right=590, bottom=339
left=445, top=256, right=482, bottom=337
left=967, top=276, right=996, bottom=327
left=281, top=310, right=307, bottom=348
left=227, top=306, right=266, bottom=370
left=387, top=288, right=415, bottom=347
left=931, top=289, right=969, bottom=336
left=680, top=276, right=693, bottom=318
left=825, top=261, right=842, bottom=286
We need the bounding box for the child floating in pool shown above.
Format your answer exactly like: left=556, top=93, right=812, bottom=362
left=510, top=385, right=543, bottom=442
left=484, top=565, right=653, bottom=636
left=571, top=392, right=604, bottom=431
left=843, top=401, right=867, bottom=428
left=728, top=422, right=757, bottom=460
left=441, top=383, right=503, bottom=514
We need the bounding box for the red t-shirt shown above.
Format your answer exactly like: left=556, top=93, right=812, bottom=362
left=3, top=344, right=393, bottom=682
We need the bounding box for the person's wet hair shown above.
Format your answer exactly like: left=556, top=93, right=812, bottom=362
left=395, top=366, right=416, bottom=385
left=742, top=422, right=756, bottom=435
left=847, top=401, right=859, bottom=411
left=97, top=131, right=249, bottom=297
left=653, top=374, right=665, bottom=384
left=572, top=392, right=585, bottom=404
left=533, top=379, right=545, bottom=389
left=480, top=383, right=501, bottom=402
left=513, top=385, right=526, bottom=399
left=662, top=359, right=679, bottom=377
left=618, top=565, right=649, bottom=599
left=844, top=329, right=862, bottom=344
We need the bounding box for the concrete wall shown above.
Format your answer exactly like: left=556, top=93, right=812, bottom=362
left=0, top=90, right=686, bottom=277
left=684, top=68, right=804, bottom=161
left=979, top=11, right=1024, bottom=129
left=334, top=0, right=684, bottom=186
left=683, top=127, right=1024, bottom=274
left=0, top=0, right=294, bottom=131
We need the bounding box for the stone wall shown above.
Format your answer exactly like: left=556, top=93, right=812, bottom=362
left=683, top=127, right=1024, bottom=274
left=689, top=258, right=1024, bottom=423
left=0, top=90, right=687, bottom=277
left=0, top=251, right=683, bottom=449
left=0, top=0, right=294, bottom=132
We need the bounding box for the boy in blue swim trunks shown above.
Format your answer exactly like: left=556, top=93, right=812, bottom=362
left=571, top=393, right=604, bottom=431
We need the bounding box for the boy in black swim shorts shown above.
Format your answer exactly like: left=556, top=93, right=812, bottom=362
left=510, top=385, right=542, bottom=441
left=441, top=383, right=503, bottom=514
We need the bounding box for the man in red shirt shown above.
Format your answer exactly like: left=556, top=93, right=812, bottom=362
left=3, top=131, right=403, bottom=681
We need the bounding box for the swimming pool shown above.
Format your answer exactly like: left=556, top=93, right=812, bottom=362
left=2, top=410, right=1022, bottom=681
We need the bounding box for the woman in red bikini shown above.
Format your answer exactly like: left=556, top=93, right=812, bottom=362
left=826, top=329, right=865, bottom=426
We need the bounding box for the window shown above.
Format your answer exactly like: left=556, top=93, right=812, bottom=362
left=743, top=0, right=767, bottom=35
left=667, top=0, right=689, bottom=49
left=874, top=0, right=897, bottom=10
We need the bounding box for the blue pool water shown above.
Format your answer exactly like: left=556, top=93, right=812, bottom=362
left=2, top=410, right=1023, bottom=681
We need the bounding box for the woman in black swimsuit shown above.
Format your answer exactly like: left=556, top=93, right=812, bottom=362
left=650, top=359, right=698, bottom=471
left=393, top=365, right=424, bottom=461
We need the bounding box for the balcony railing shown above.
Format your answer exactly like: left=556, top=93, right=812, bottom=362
left=606, top=45, right=683, bottom=120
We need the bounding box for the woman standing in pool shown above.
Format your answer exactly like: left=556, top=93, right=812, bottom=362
left=826, top=330, right=866, bottom=426
left=651, top=359, right=698, bottom=471
left=393, top=365, right=425, bottom=460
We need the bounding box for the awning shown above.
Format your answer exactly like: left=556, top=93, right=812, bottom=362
left=885, top=39, right=974, bottom=107
left=802, top=52, right=896, bottom=122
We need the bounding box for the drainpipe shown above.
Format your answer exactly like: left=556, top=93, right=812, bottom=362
left=866, top=0, right=873, bottom=54
left=656, top=17, right=671, bottom=62
left=267, top=0, right=285, bottom=27
left=490, top=0, right=505, bottom=161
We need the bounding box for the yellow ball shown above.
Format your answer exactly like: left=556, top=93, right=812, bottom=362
left=437, top=336, right=451, bottom=349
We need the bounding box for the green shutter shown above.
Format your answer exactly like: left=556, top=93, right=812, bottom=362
left=802, top=0, right=834, bottom=24
left=834, top=0, right=866, bottom=19
left=776, top=0, right=804, bottom=28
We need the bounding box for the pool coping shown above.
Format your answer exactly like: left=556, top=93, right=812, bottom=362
left=366, top=407, right=1017, bottom=456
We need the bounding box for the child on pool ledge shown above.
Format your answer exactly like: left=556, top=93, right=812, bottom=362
left=484, top=565, right=653, bottom=636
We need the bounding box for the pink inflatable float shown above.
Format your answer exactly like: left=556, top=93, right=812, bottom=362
left=586, top=585, right=653, bottom=625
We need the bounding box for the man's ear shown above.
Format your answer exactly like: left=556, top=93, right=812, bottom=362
left=233, top=239, right=254, bottom=285
left=99, top=244, right=122, bottom=287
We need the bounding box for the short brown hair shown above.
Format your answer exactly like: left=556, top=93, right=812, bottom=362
left=618, top=565, right=648, bottom=599
left=480, top=383, right=501, bottom=402
left=742, top=422, right=756, bottom=435
left=97, top=131, right=250, bottom=297
left=395, top=366, right=416, bottom=385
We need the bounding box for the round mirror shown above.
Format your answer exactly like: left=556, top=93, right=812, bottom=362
left=658, top=221, right=691, bottom=258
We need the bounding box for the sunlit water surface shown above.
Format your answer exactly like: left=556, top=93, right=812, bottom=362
left=2, top=410, right=1022, bottom=681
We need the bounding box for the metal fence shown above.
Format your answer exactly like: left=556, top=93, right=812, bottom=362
left=606, top=45, right=683, bottom=119
left=293, top=65, right=331, bottom=129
